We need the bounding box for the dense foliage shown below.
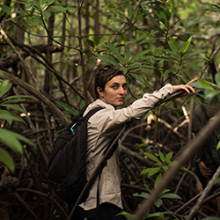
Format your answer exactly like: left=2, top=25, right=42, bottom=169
left=0, top=0, right=220, bottom=219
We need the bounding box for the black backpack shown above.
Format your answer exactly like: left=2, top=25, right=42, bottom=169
left=47, top=105, right=104, bottom=204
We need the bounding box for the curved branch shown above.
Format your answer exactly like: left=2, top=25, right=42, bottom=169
left=0, top=70, right=71, bottom=126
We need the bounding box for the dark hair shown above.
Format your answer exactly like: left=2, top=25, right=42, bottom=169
left=94, top=66, right=125, bottom=99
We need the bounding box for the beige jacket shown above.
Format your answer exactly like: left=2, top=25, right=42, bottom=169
left=79, top=84, right=173, bottom=210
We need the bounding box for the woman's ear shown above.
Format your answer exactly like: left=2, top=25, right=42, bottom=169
left=97, top=87, right=103, bottom=98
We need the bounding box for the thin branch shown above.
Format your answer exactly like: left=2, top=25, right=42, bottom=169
left=187, top=165, right=220, bottom=220
left=14, top=192, right=39, bottom=220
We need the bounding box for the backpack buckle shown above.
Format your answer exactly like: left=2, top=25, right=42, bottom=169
left=70, top=123, right=78, bottom=134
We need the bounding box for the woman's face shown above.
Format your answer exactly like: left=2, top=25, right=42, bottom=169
left=97, top=75, right=127, bottom=107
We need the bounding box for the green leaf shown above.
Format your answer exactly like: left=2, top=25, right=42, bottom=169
left=154, top=198, right=163, bottom=208
left=3, top=95, right=31, bottom=101
left=161, top=193, right=182, bottom=200
left=0, top=11, right=4, bottom=17
left=155, top=173, right=162, bottom=187
left=12, top=132, right=35, bottom=147
left=169, top=0, right=175, bottom=18
left=42, top=0, right=56, bottom=6
left=159, top=151, right=165, bottom=162
left=117, top=211, right=133, bottom=219
left=144, top=152, right=161, bottom=163
left=124, top=50, right=131, bottom=64
left=88, top=56, right=97, bottom=69
left=133, top=192, right=149, bottom=199
left=28, top=16, right=42, bottom=26
left=0, top=110, right=25, bottom=124
left=118, top=32, right=125, bottom=41
left=130, top=73, right=148, bottom=86
left=162, top=165, right=169, bottom=172
left=129, top=50, right=150, bottom=63
left=210, top=4, right=220, bottom=10
left=93, top=38, right=100, bottom=47
left=217, top=141, right=220, bottom=150
left=106, top=43, right=123, bottom=63
left=181, top=36, right=192, bottom=53
left=1, top=98, right=27, bottom=104
left=198, top=78, right=214, bottom=90
left=184, top=49, right=206, bottom=59
left=0, top=80, right=11, bottom=98
left=0, top=128, right=24, bottom=154
left=147, top=167, right=161, bottom=177
left=204, top=90, right=220, bottom=106
left=120, top=68, right=128, bottom=75
left=86, top=39, right=95, bottom=48
left=140, top=167, right=151, bottom=175
left=169, top=36, right=179, bottom=53
left=0, top=147, right=15, bottom=173
left=144, top=184, right=151, bottom=192
left=55, top=101, right=78, bottom=115
left=163, top=8, right=171, bottom=22
left=215, top=72, right=220, bottom=86
left=161, top=69, right=173, bottom=78
left=95, top=54, right=119, bottom=66
left=31, top=0, right=41, bottom=11
left=0, top=128, right=35, bottom=151
left=161, top=189, right=171, bottom=194
left=97, top=37, right=107, bottom=48
left=165, top=152, right=173, bottom=162
left=47, top=5, right=75, bottom=13
left=0, top=5, right=11, bottom=14
left=141, top=3, right=160, bottom=28
left=181, top=166, right=188, bottom=171
left=127, top=7, right=133, bottom=19
left=0, top=104, right=24, bottom=113
left=42, top=10, right=51, bottom=19
left=147, top=212, right=164, bottom=219
left=155, top=161, right=163, bottom=166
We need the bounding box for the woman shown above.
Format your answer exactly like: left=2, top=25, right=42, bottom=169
left=72, top=66, right=196, bottom=220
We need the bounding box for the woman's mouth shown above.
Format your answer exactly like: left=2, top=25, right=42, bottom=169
left=117, top=98, right=124, bottom=101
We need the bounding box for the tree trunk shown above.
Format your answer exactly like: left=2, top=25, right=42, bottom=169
left=43, top=12, right=55, bottom=98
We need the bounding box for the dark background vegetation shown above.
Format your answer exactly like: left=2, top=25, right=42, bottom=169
left=1, top=0, right=220, bottom=219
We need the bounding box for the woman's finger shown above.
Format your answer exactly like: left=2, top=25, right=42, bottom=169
left=187, top=78, right=198, bottom=85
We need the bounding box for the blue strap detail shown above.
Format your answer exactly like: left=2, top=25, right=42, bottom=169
left=70, top=122, right=78, bottom=134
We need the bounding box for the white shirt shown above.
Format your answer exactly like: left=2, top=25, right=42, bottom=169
left=79, top=84, right=173, bottom=210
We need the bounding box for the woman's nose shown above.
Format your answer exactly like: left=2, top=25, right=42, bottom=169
left=119, top=86, right=125, bottom=94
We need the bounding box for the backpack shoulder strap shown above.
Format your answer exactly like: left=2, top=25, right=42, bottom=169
left=83, top=106, right=104, bottom=122
left=68, top=105, right=103, bottom=133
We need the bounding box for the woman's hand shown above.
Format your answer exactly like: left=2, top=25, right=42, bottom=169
left=172, top=78, right=198, bottom=96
